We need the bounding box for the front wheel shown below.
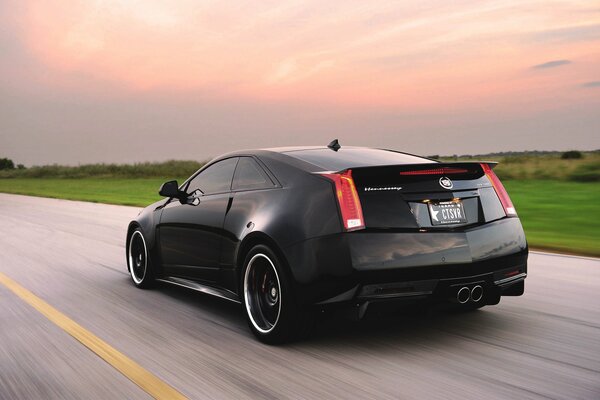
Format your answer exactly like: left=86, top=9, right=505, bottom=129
left=127, top=228, right=155, bottom=288
left=242, top=245, right=313, bottom=344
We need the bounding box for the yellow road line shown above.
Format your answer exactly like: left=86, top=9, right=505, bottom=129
left=0, top=272, right=187, bottom=400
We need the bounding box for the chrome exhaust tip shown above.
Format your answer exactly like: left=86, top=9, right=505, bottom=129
left=470, top=285, right=483, bottom=303
left=457, top=286, right=470, bottom=304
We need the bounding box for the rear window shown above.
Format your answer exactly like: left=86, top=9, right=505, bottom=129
left=284, top=148, right=434, bottom=171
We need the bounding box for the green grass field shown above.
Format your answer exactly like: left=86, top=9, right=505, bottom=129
left=503, top=181, right=599, bottom=257
left=0, top=178, right=173, bottom=206
left=0, top=178, right=597, bottom=257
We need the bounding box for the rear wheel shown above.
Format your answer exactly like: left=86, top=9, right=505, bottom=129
left=127, top=228, right=154, bottom=288
left=242, top=245, right=313, bottom=344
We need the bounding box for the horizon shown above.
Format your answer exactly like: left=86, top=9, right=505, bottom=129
left=5, top=147, right=599, bottom=168
left=1, top=1, right=599, bottom=165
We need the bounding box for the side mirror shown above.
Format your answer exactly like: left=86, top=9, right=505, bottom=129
left=159, top=180, right=182, bottom=198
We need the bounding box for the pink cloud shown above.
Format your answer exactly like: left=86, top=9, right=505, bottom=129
left=14, top=0, right=600, bottom=114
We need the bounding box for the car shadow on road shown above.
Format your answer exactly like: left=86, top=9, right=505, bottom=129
left=151, top=280, right=247, bottom=328
left=142, top=276, right=521, bottom=349
left=301, top=305, right=519, bottom=351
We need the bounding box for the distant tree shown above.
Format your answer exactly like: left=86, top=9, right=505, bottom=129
left=561, top=150, right=583, bottom=159
left=0, top=158, right=15, bottom=170
left=17, top=164, right=26, bottom=170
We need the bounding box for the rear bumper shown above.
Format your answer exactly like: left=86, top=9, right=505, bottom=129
left=315, top=260, right=526, bottom=310
left=322, top=266, right=524, bottom=308
left=283, top=218, right=528, bottom=305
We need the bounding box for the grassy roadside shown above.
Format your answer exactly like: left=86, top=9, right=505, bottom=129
left=0, top=178, right=173, bottom=207
left=0, top=178, right=597, bottom=257
left=503, top=181, right=599, bottom=257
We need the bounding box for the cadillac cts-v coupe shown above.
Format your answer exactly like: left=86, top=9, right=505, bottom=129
left=126, top=141, right=527, bottom=343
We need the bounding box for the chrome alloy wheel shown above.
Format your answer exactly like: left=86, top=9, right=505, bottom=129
left=244, top=253, right=282, bottom=334
left=128, top=231, right=147, bottom=284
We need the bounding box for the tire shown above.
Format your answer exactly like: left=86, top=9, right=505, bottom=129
left=127, top=228, right=155, bottom=288
left=241, top=245, right=314, bottom=344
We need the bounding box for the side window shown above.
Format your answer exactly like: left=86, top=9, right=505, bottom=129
left=186, top=158, right=238, bottom=195
left=232, top=157, right=274, bottom=191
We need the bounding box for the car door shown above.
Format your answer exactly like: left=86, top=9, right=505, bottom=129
left=219, top=156, right=278, bottom=291
left=158, top=157, right=238, bottom=282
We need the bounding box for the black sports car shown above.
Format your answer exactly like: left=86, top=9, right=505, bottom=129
left=126, top=141, right=527, bottom=343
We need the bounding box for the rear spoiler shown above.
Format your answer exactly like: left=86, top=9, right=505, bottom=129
left=332, top=161, right=499, bottom=175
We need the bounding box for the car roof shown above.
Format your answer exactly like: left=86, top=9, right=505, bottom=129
left=264, top=146, right=435, bottom=171
left=261, top=146, right=326, bottom=153
left=213, top=146, right=434, bottom=173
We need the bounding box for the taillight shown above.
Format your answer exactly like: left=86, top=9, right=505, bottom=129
left=481, top=163, right=517, bottom=216
left=321, top=170, right=365, bottom=231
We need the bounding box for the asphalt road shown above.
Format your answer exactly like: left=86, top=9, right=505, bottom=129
left=0, top=193, right=599, bottom=400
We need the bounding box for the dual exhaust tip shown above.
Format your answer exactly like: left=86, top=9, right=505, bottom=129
left=456, top=285, right=483, bottom=304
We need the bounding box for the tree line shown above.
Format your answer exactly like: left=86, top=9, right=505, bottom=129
left=0, top=158, right=25, bottom=170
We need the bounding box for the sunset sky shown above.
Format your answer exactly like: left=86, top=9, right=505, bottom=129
left=1, top=0, right=599, bottom=165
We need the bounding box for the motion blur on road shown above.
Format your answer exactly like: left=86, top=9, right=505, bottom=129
left=1, top=193, right=599, bottom=399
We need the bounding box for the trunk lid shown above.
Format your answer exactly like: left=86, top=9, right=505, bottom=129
left=350, top=162, right=507, bottom=229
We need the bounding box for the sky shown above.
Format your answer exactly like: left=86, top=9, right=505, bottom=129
left=1, top=0, right=599, bottom=166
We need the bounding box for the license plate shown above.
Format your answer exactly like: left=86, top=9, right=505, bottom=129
left=428, top=201, right=467, bottom=226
